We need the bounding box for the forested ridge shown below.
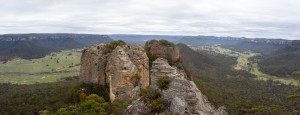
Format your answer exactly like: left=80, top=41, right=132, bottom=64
left=0, top=34, right=112, bottom=61
left=0, top=39, right=300, bottom=114
left=178, top=44, right=299, bottom=114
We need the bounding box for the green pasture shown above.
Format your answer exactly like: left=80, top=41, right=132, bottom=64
left=0, top=49, right=82, bottom=84
left=192, top=46, right=298, bottom=85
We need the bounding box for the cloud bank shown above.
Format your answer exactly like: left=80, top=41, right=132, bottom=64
left=0, top=0, right=299, bottom=39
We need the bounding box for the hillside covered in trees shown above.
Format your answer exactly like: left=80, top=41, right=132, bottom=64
left=0, top=33, right=112, bottom=61
left=0, top=39, right=300, bottom=114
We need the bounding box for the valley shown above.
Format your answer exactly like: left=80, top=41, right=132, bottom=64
left=191, top=45, right=298, bottom=85
left=0, top=38, right=298, bottom=114
left=0, top=49, right=81, bottom=84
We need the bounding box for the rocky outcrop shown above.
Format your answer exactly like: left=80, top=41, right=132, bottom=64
left=80, top=43, right=149, bottom=102
left=145, top=40, right=180, bottom=64
left=150, top=58, right=184, bottom=89
left=80, top=43, right=110, bottom=84
left=123, top=98, right=150, bottom=115
left=106, top=46, right=139, bottom=102
left=152, top=58, right=226, bottom=115
left=126, top=58, right=227, bottom=115
left=79, top=46, right=99, bottom=83
left=80, top=40, right=227, bottom=114
left=127, top=44, right=150, bottom=88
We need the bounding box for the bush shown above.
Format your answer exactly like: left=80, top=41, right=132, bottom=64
left=149, top=98, right=164, bottom=112
left=139, top=87, right=166, bottom=113
left=139, top=88, right=148, bottom=97
left=157, top=76, right=171, bottom=90
left=107, top=40, right=126, bottom=50
left=145, top=88, right=161, bottom=101
left=159, top=40, right=174, bottom=46
left=110, top=99, right=130, bottom=115
left=57, top=94, right=109, bottom=115
left=103, top=40, right=126, bottom=55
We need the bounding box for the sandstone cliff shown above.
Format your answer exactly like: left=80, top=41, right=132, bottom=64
left=125, top=58, right=227, bottom=115
left=145, top=40, right=180, bottom=65
left=80, top=40, right=227, bottom=115
left=80, top=46, right=100, bottom=83
left=80, top=42, right=149, bottom=102
left=127, top=44, right=150, bottom=88
left=106, top=46, right=140, bottom=101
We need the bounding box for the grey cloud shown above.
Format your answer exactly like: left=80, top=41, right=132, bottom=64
left=0, top=0, right=299, bottom=39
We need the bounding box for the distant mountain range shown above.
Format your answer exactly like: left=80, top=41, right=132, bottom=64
left=109, top=34, right=183, bottom=45
left=0, top=33, right=112, bottom=61
left=1, top=33, right=299, bottom=77
left=177, top=35, right=299, bottom=47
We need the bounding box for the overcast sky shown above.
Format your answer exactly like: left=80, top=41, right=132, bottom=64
left=0, top=0, right=299, bottom=39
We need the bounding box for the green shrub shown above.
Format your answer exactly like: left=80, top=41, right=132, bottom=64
left=139, top=88, right=148, bottom=97
left=57, top=94, right=109, bottom=115
left=146, top=88, right=162, bottom=101
left=157, top=76, right=171, bottom=90
left=159, top=40, right=174, bottom=46
left=148, top=98, right=164, bottom=112
left=103, top=40, right=126, bottom=55
left=107, top=40, right=126, bottom=50
left=110, top=99, right=130, bottom=115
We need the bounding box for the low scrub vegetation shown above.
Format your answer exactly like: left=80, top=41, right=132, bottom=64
left=178, top=44, right=297, bottom=114
left=140, top=87, right=166, bottom=113
left=157, top=76, right=171, bottom=90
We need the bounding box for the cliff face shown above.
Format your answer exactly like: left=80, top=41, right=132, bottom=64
left=127, top=44, right=150, bottom=88
left=145, top=40, right=180, bottom=64
left=106, top=46, right=139, bottom=101
left=151, top=58, right=226, bottom=115
left=79, top=46, right=99, bottom=83
left=80, top=43, right=110, bottom=84
left=80, top=41, right=227, bottom=115
left=125, top=58, right=227, bottom=115
left=80, top=43, right=149, bottom=102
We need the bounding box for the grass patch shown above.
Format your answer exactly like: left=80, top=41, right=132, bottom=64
left=0, top=49, right=81, bottom=84
left=192, top=45, right=298, bottom=85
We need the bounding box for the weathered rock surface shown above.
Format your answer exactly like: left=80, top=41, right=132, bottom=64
left=80, top=41, right=227, bottom=115
left=150, top=58, right=184, bottom=89
left=79, top=46, right=99, bottom=83
left=151, top=58, right=227, bottom=115
left=127, top=44, right=150, bottom=88
left=106, top=46, right=139, bottom=102
left=80, top=43, right=110, bottom=85
left=124, top=98, right=150, bottom=115
left=80, top=43, right=149, bottom=102
left=145, top=40, right=180, bottom=64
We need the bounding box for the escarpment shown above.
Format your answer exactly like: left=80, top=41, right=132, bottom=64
left=80, top=40, right=227, bottom=115
left=80, top=41, right=149, bottom=102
